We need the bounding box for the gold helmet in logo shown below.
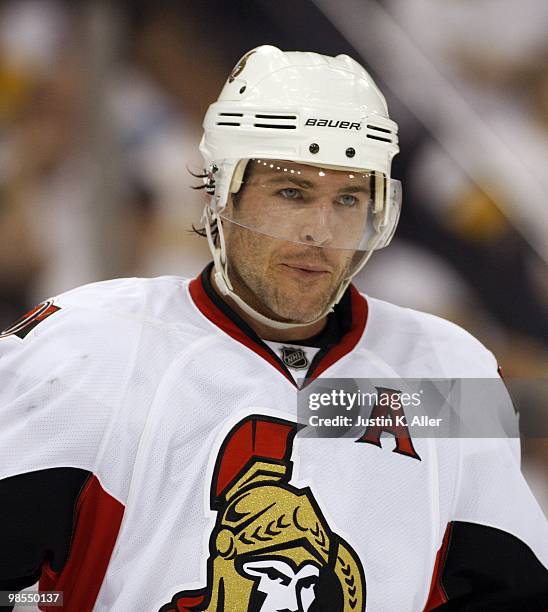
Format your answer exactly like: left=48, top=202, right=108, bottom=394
left=203, top=416, right=365, bottom=611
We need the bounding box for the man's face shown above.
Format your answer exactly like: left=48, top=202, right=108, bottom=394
left=222, top=160, right=371, bottom=323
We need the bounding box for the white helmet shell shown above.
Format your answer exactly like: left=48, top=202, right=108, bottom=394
left=199, top=46, right=401, bottom=330
left=200, top=45, right=399, bottom=208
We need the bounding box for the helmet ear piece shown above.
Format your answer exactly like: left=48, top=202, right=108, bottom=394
left=371, top=178, right=401, bottom=248
left=373, top=171, right=384, bottom=214
left=229, top=159, right=249, bottom=195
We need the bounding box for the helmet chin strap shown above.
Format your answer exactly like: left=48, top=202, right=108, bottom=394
left=203, top=207, right=380, bottom=332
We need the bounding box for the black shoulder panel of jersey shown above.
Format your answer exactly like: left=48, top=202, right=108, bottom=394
left=0, top=468, right=90, bottom=594
left=436, top=521, right=548, bottom=611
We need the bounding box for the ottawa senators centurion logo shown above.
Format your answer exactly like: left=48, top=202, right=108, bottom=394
left=160, top=415, right=366, bottom=611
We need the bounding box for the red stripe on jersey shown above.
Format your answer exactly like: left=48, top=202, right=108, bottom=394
left=423, top=522, right=453, bottom=610
left=39, top=475, right=124, bottom=612
left=189, top=273, right=294, bottom=384
left=305, top=284, right=368, bottom=382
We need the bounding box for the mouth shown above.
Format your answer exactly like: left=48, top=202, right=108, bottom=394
left=279, top=263, right=331, bottom=280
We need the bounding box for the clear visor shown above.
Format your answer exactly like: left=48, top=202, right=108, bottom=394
left=214, top=159, right=401, bottom=252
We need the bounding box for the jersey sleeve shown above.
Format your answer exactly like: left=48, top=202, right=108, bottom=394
left=0, top=290, right=142, bottom=599
left=424, top=344, right=548, bottom=609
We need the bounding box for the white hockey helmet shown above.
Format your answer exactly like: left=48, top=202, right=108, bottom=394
left=199, top=45, right=401, bottom=329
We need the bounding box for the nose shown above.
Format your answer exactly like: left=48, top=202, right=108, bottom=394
left=298, top=200, right=334, bottom=246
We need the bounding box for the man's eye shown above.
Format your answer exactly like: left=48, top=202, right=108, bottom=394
left=336, top=194, right=358, bottom=207
left=279, top=188, right=302, bottom=200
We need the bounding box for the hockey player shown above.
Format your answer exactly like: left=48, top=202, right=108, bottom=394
left=1, top=46, right=547, bottom=611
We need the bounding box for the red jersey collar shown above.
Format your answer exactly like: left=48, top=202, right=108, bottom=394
left=189, top=264, right=368, bottom=387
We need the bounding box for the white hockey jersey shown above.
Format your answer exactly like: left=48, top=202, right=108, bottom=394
left=1, top=265, right=547, bottom=612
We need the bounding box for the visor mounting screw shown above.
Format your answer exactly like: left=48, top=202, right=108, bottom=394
left=309, top=143, right=320, bottom=154
left=239, top=86, right=246, bottom=94
left=345, top=147, right=356, bottom=158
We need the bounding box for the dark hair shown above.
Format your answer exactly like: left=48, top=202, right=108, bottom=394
left=188, top=161, right=254, bottom=242
left=188, top=167, right=219, bottom=241
left=191, top=219, right=219, bottom=241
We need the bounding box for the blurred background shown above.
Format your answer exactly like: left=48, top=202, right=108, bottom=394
left=0, top=0, right=546, bottom=512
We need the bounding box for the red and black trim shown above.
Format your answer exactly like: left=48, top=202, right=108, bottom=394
left=0, top=468, right=124, bottom=612
left=39, top=475, right=124, bottom=612
left=303, top=284, right=367, bottom=382
left=425, top=523, right=453, bottom=609
left=189, top=263, right=368, bottom=387
left=0, top=301, right=60, bottom=340
left=189, top=264, right=294, bottom=384
left=424, top=521, right=548, bottom=611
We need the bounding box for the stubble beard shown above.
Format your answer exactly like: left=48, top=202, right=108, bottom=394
left=226, top=232, right=347, bottom=323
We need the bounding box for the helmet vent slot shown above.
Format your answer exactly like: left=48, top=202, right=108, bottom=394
left=254, top=123, right=297, bottom=129
left=255, top=114, right=297, bottom=120
left=366, top=123, right=394, bottom=143
left=253, top=113, right=298, bottom=129
left=367, top=124, right=391, bottom=134
left=367, top=134, right=392, bottom=143
left=253, top=113, right=297, bottom=130
left=216, top=112, right=243, bottom=127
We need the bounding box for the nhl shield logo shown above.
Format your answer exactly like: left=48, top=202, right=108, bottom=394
left=281, top=346, right=309, bottom=370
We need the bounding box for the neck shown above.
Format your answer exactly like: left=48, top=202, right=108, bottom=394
left=210, top=268, right=327, bottom=342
